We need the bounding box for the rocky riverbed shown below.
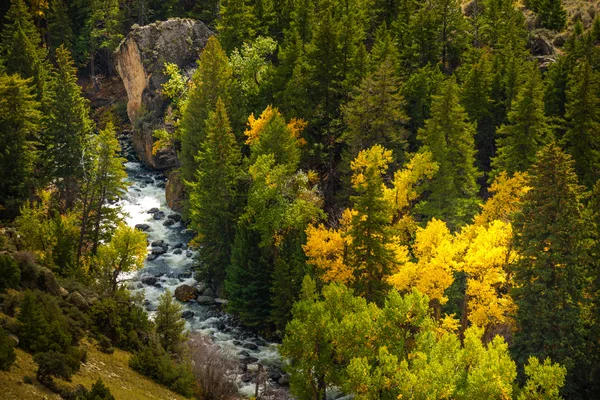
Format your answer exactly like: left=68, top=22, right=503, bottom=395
left=117, top=141, right=290, bottom=398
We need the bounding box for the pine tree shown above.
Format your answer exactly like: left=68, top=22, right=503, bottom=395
left=17, top=290, right=49, bottom=352
left=511, top=142, right=589, bottom=396
left=179, top=37, right=233, bottom=185
left=217, top=0, right=256, bottom=53
left=537, top=0, right=566, bottom=31
left=155, top=289, right=187, bottom=355
left=460, top=51, right=495, bottom=172
left=416, top=78, right=481, bottom=229
left=0, top=327, right=16, bottom=370
left=492, top=64, right=548, bottom=178
left=87, top=0, right=123, bottom=79
left=341, top=58, right=408, bottom=164
left=225, top=223, right=273, bottom=329
left=78, top=121, right=128, bottom=262
left=563, top=61, right=600, bottom=188
left=0, top=0, right=49, bottom=100
left=189, top=99, right=243, bottom=288
left=347, top=145, right=398, bottom=303
left=47, top=0, right=74, bottom=52
left=87, top=378, right=115, bottom=400
left=0, top=74, right=41, bottom=218
left=45, top=45, right=94, bottom=210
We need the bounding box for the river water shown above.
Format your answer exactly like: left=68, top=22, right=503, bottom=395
left=117, top=158, right=284, bottom=397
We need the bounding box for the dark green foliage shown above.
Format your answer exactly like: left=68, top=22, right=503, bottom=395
left=537, top=0, right=566, bottom=31
left=179, top=37, right=233, bottom=186
left=45, top=45, right=94, bottom=210
left=155, top=289, right=186, bottom=355
left=189, top=99, right=243, bottom=288
left=0, top=0, right=49, bottom=100
left=563, top=61, right=600, bottom=188
left=0, top=74, right=41, bottom=218
left=492, top=64, right=549, bottom=178
left=86, top=378, right=115, bottom=400
left=217, top=0, right=257, bottom=53
left=129, top=334, right=195, bottom=397
left=0, top=254, right=21, bottom=292
left=17, top=290, right=49, bottom=352
left=34, top=350, right=77, bottom=383
left=47, top=0, right=74, bottom=52
left=0, top=327, right=16, bottom=370
left=87, top=289, right=149, bottom=351
left=225, top=223, right=273, bottom=330
left=416, top=78, right=480, bottom=229
left=511, top=142, right=589, bottom=396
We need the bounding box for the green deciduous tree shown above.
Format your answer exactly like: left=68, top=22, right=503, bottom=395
left=511, top=142, right=589, bottom=396
left=416, top=78, right=480, bottom=229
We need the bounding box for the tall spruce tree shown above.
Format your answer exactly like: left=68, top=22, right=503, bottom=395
left=511, top=142, right=589, bottom=396
left=189, top=99, right=243, bottom=288
left=416, top=78, right=480, bottom=229
left=492, top=64, right=548, bottom=178
left=0, top=74, right=41, bottom=218
left=217, top=0, right=257, bottom=53
left=179, top=37, right=233, bottom=185
left=0, top=0, right=49, bottom=100
left=47, top=0, right=74, bottom=52
left=155, top=289, right=187, bottom=355
left=563, top=61, right=600, bottom=188
left=45, top=45, right=94, bottom=210
left=537, top=0, right=566, bottom=31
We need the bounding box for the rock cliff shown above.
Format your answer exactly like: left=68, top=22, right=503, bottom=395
left=115, top=18, right=213, bottom=169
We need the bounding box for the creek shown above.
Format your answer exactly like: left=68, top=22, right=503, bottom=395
left=117, top=156, right=286, bottom=397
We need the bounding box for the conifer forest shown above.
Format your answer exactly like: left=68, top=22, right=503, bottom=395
left=1, top=0, right=600, bottom=399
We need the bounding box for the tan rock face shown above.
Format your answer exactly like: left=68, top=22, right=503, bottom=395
left=115, top=18, right=213, bottom=170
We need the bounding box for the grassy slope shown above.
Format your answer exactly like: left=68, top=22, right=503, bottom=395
left=0, top=341, right=188, bottom=400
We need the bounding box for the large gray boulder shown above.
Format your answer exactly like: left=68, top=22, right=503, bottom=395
left=115, top=19, right=213, bottom=169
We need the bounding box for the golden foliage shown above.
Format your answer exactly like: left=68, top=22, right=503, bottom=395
left=287, top=118, right=308, bottom=146
left=474, top=171, right=530, bottom=226
left=304, top=224, right=352, bottom=284
left=244, top=105, right=276, bottom=145
left=388, top=218, right=458, bottom=305
left=350, top=145, right=393, bottom=190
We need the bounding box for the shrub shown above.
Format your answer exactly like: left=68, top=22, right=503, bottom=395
left=0, top=254, right=20, bottom=292
left=34, top=350, right=75, bottom=384
left=23, top=375, right=34, bottom=384
left=129, top=334, right=196, bottom=397
left=87, top=378, right=115, bottom=400
left=188, top=334, right=237, bottom=400
left=0, top=327, right=16, bottom=370
left=97, top=334, right=114, bottom=354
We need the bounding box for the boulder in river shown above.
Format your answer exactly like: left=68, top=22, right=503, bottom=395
left=242, top=342, right=259, bottom=351
left=151, top=246, right=167, bottom=255
left=202, top=287, right=215, bottom=298
left=151, top=240, right=164, bottom=247
left=153, top=211, right=165, bottom=220
left=135, top=223, right=150, bottom=231
left=181, top=310, right=194, bottom=319
left=163, top=219, right=175, bottom=227
left=147, top=207, right=160, bottom=214
left=141, top=275, right=157, bottom=285
left=197, top=296, right=216, bottom=305
left=168, top=213, right=182, bottom=222
left=174, top=284, right=199, bottom=302
left=173, top=248, right=183, bottom=255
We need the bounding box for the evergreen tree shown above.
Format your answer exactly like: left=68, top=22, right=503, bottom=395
left=179, top=37, right=233, bottom=185
left=0, top=327, right=16, bottom=370
left=189, top=98, right=243, bottom=288
left=87, top=378, right=115, bottom=400
left=341, top=58, right=408, bottom=164
left=217, top=0, right=256, bottom=53
left=45, top=45, right=94, bottom=210
left=0, top=74, right=41, bottom=218
left=0, top=255, right=20, bottom=292
left=511, top=142, right=589, bottom=396
left=78, top=121, right=128, bottom=262
left=460, top=51, right=495, bottom=173
left=225, top=222, right=273, bottom=330
left=416, top=78, right=480, bottom=229
left=86, top=0, right=123, bottom=79
left=47, top=0, right=74, bottom=52
left=347, top=145, right=397, bottom=303
left=17, top=290, right=49, bottom=352
left=155, top=289, right=187, bottom=355
left=0, top=0, right=49, bottom=100
left=537, top=0, right=566, bottom=31
left=492, top=64, right=548, bottom=178
left=544, top=56, right=570, bottom=119
left=563, top=61, right=600, bottom=188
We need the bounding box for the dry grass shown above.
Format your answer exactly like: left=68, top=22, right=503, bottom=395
left=0, top=340, right=189, bottom=400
